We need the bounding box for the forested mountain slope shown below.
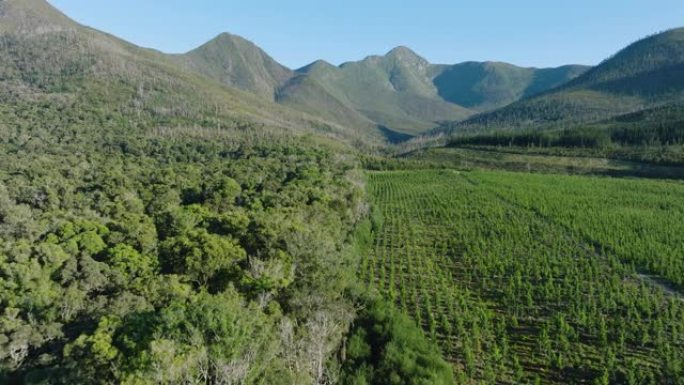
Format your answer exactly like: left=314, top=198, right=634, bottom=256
left=278, top=48, right=587, bottom=136
left=435, top=27, right=684, bottom=135
left=0, top=0, right=379, bottom=144
left=6, top=0, right=589, bottom=141
left=279, top=47, right=472, bottom=135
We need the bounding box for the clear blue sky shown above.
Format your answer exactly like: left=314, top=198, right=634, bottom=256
left=48, top=0, right=684, bottom=69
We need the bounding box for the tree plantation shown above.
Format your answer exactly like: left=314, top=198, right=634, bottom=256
left=365, top=170, right=684, bottom=384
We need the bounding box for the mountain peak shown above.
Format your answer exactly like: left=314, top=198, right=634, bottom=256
left=386, top=46, right=426, bottom=63
left=202, top=32, right=253, bottom=48
left=298, top=59, right=338, bottom=74
left=0, top=0, right=77, bottom=34
left=182, top=31, right=293, bottom=99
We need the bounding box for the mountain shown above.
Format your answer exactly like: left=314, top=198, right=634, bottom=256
left=565, top=28, right=684, bottom=90
left=278, top=46, right=473, bottom=136
left=3, top=0, right=591, bottom=143
left=432, top=62, right=589, bottom=110
left=435, top=28, right=684, bottom=135
left=173, top=31, right=587, bottom=138
left=277, top=47, right=588, bottom=136
left=176, top=33, right=294, bottom=99
left=276, top=48, right=585, bottom=137
left=0, top=0, right=375, bottom=145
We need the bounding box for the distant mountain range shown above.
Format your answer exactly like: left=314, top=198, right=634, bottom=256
left=172, top=33, right=589, bottom=138
left=3, top=0, right=683, bottom=145
left=0, top=0, right=378, bottom=144
left=435, top=27, right=684, bottom=137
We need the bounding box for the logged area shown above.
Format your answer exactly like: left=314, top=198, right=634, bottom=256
left=364, top=170, right=684, bottom=384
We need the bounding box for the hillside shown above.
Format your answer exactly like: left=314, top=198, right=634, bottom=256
left=0, top=0, right=373, bottom=145
left=3, top=2, right=684, bottom=384
left=275, top=73, right=381, bottom=140
left=279, top=46, right=473, bottom=136
left=435, top=27, right=684, bottom=135
left=0, top=0, right=77, bottom=34
left=0, top=2, right=404, bottom=383
left=175, top=33, right=294, bottom=99
left=566, top=28, right=684, bottom=88
left=3, top=1, right=591, bottom=143
left=170, top=30, right=587, bottom=138
left=278, top=48, right=586, bottom=136
left=432, top=62, right=589, bottom=110
left=435, top=103, right=684, bottom=165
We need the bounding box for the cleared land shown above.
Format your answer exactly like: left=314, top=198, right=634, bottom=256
left=402, top=147, right=684, bottom=179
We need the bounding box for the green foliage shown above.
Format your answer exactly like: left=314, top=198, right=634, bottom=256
left=160, top=229, right=246, bottom=286
left=340, top=299, right=454, bottom=385
left=0, top=90, right=366, bottom=383
left=449, top=126, right=612, bottom=149
left=364, top=170, right=684, bottom=384
left=401, top=146, right=684, bottom=179
left=434, top=28, right=684, bottom=138
left=434, top=61, right=588, bottom=110
left=106, top=244, right=156, bottom=288
left=442, top=104, right=684, bottom=166
left=64, top=315, right=121, bottom=365
left=203, top=176, right=242, bottom=211
left=3, top=3, right=684, bottom=385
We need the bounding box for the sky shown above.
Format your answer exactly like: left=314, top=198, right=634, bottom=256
left=47, top=0, right=684, bottom=69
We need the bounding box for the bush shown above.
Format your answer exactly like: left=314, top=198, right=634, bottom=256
left=340, top=299, right=454, bottom=385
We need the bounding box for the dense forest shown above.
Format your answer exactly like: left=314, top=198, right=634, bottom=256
left=441, top=104, right=684, bottom=165
left=0, top=90, right=456, bottom=384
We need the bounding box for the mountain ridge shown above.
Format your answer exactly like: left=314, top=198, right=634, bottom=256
left=277, top=46, right=588, bottom=135
left=5, top=0, right=612, bottom=143
left=170, top=30, right=589, bottom=136
left=431, top=27, right=684, bottom=137
left=0, top=0, right=379, bottom=145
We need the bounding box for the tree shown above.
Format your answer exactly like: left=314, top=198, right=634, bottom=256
left=340, top=299, right=454, bottom=385
left=160, top=229, right=246, bottom=286
left=204, top=176, right=241, bottom=211
left=106, top=244, right=156, bottom=290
